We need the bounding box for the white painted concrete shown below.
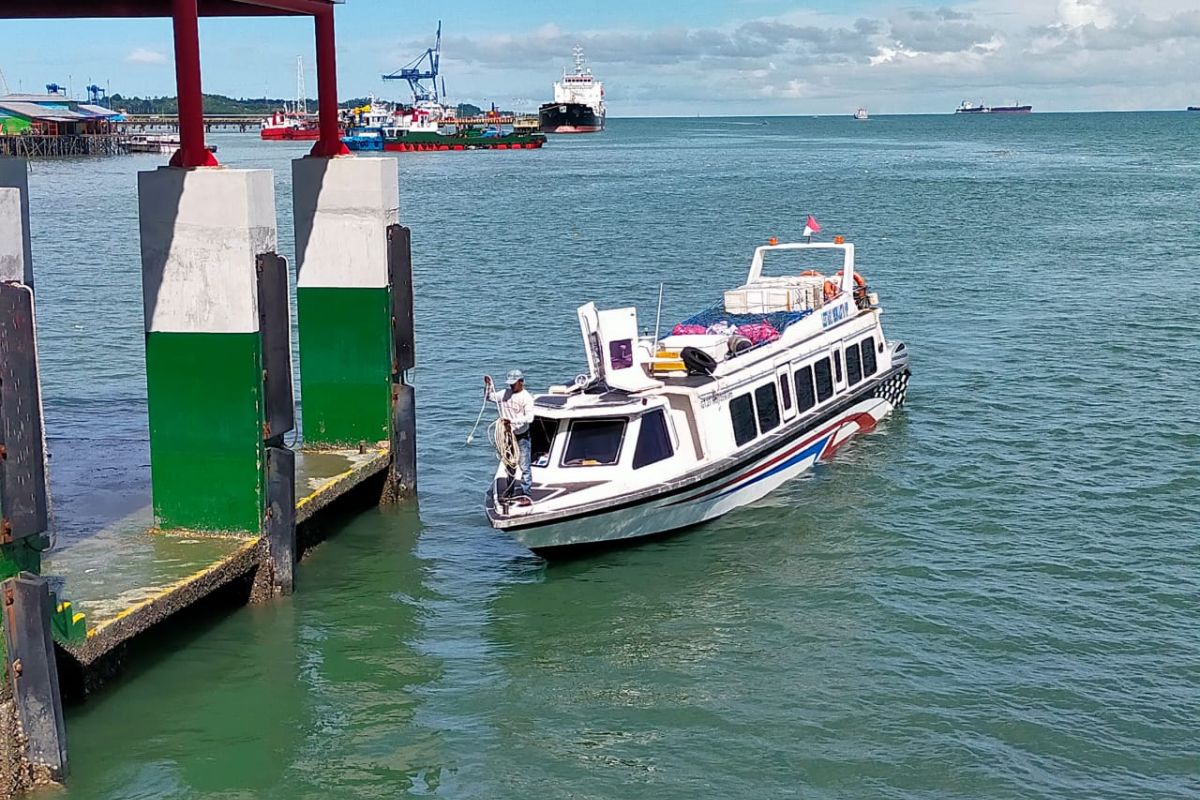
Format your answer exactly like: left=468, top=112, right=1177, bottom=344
left=138, top=167, right=277, bottom=334
left=0, top=158, right=34, bottom=285
left=293, top=156, right=399, bottom=289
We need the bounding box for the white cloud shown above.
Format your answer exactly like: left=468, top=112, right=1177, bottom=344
left=1057, top=0, right=1116, bottom=29
left=365, top=1, right=1200, bottom=114
left=125, top=47, right=168, bottom=65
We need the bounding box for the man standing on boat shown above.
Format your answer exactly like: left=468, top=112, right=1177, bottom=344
left=484, top=370, right=535, bottom=501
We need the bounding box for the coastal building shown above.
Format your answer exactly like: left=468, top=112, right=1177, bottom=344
left=0, top=91, right=124, bottom=156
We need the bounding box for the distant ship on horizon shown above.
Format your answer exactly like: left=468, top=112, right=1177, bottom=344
left=853, top=107, right=869, bottom=120
left=1188, top=106, right=1200, bottom=112
left=955, top=100, right=1032, bottom=114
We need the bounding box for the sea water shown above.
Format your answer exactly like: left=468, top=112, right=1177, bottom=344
left=21, top=113, right=1200, bottom=798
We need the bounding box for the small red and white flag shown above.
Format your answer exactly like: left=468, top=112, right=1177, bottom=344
left=802, top=215, right=822, bottom=238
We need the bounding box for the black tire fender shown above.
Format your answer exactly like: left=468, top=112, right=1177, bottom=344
left=681, top=346, right=718, bottom=375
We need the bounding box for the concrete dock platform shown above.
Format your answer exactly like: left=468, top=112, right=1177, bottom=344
left=43, top=445, right=390, bottom=691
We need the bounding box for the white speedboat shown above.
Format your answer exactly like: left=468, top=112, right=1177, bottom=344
left=484, top=238, right=910, bottom=555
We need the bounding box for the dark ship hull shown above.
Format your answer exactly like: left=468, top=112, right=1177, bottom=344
left=538, top=102, right=604, bottom=134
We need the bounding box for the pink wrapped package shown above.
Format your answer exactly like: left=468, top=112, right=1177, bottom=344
left=671, top=323, right=708, bottom=335
left=736, top=321, right=780, bottom=344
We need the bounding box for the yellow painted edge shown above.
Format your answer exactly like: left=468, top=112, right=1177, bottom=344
left=82, top=445, right=390, bottom=640
left=86, top=538, right=261, bottom=639
left=296, top=463, right=360, bottom=510
left=296, top=448, right=389, bottom=510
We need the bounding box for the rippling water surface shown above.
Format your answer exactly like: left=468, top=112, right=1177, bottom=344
left=21, top=113, right=1200, bottom=798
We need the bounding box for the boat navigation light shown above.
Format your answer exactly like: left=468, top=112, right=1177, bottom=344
left=768, top=237, right=778, bottom=245
left=834, top=235, right=845, bottom=244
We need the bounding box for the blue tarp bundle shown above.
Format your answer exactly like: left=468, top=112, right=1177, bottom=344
left=678, top=302, right=812, bottom=334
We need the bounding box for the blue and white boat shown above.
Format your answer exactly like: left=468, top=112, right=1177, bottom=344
left=484, top=237, right=911, bottom=555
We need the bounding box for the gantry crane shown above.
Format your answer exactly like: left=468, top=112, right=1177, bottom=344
left=383, top=21, right=445, bottom=104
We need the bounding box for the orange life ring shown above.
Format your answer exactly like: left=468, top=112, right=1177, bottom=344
left=834, top=270, right=867, bottom=289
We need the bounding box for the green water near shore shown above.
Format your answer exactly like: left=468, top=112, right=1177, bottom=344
left=21, top=113, right=1200, bottom=798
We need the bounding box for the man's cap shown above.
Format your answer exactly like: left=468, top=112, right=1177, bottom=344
left=506, top=369, right=524, bottom=385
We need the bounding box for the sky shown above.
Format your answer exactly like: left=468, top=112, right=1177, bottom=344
left=1, top=0, right=1198, bottom=115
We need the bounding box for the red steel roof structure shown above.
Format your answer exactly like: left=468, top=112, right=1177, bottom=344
left=0, top=0, right=350, bottom=165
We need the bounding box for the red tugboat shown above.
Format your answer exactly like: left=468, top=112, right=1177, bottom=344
left=260, top=56, right=320, bottom=140
left=260, top=109, right=320, bottom=141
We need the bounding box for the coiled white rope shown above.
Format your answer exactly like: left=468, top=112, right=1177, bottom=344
left=491, top=418, right=520, bottom=472
left=469, top=384, right=520, bottom=473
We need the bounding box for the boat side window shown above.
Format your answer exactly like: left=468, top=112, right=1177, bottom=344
left=861, top=336, right=877, bottom=376
left=609, top=339, right=634, bottom=370
left=833, top=350, right=843, bottom=383
left=814, top=359, right=834, bottom=402
left=633, top=409, right=674, bottom=469
left=755, top=383, right=780, bottom=433
left=779, top=373, right=793, bottom=411
left=845, top=342, right=863, bottom=387
left=794, top=365, right=816, bottom=412
left=562, top=418, right=626, bottom=466
left=530, top=417, right=559, bottom=467
left=730, top=393, right=758, bottom=447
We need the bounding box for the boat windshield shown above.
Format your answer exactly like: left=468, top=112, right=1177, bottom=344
left=562, top=418, right=626, bottom=467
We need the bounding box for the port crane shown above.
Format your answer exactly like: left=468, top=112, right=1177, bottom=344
left=383, top=21, right=446, bottom=104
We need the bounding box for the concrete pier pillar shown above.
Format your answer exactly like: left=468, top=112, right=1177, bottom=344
left=138, top=167, right=277, bottom=533
left=0, top=160, right=33, bottom=286
left=293, top=157, right=399, bottom=447
left=0, top=159, right=50, bottom=580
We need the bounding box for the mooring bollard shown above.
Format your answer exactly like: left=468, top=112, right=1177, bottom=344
left=387, top=224, right=416, bottom=500
left=2, top=574, right=67, bottom=781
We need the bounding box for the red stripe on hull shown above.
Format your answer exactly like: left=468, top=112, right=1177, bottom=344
left=549, top=126, right=602, bottom=134
left=260, top=129, right=321, bottom=141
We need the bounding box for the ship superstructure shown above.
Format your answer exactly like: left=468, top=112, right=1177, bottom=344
left=539, top=47, right=605, bottom=133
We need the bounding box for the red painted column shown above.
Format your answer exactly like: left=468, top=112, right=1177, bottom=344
left=169, top=0, right=218, bottom=167
left=310, top=6, right=349, bottom=157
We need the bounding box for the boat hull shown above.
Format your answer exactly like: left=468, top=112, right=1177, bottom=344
left=488, top=367, right=910, bottom=555
left=260, top=127, right=321, bottom=141
left=382, top=131, right=545, bottom=152
left=538, top=102, right=604, bottom=134
left=956, top=106, right=1032, bottom=114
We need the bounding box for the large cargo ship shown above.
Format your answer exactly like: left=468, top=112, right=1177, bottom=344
left=955, top=100, right=1032, bottom=114
left=539, top=47, right=605, bottom=134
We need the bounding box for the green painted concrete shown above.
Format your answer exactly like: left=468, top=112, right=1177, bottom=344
left=0, top=537, right=44, bottom=582
left=145, top=332, right=265, bottom=533
left=297, top=286, right=392, bottom=446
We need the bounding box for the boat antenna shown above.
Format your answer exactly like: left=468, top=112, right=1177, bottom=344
left=653, top=282, right=665, bottom=344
